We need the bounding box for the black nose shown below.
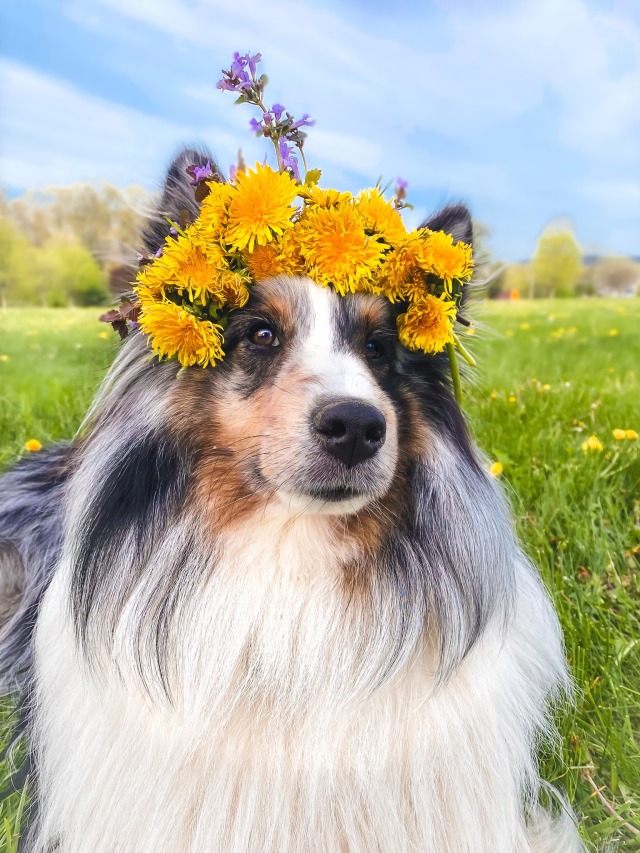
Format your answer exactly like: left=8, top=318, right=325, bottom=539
left=313, top=401, right=386, bottom=468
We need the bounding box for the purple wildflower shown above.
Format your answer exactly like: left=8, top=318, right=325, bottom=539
left=155, top=247, right=163, bottom=258
left=169, top=226, right=178, bottom=237
left=396, top=177, right=408, bottom=191
left=290, top=114, right=314, bottom=131
left=229, top=164, right=238, bottom=181
left=247, top=52, right=262, bottom=76
left=187, top=161, right=214, bottom=186
left=271, top=103, right=285, bottom=121
left=278, top=139, right=300, bottom=181
left=249, top=117, right=262, bottom=134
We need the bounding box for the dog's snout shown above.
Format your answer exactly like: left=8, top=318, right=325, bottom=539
left=313, top=401, right=386, bottom=468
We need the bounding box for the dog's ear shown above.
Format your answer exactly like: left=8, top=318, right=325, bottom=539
left=421, top=204, right=473, bottom=248
left=142, top=148, right=223, bottom=253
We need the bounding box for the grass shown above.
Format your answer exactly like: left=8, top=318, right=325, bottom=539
left=1, top=300, right=639, bottom=850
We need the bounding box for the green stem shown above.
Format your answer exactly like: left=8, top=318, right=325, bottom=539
left=453, top=332, right=477, bottom=367
left=446, top=342, right=462, bottom=405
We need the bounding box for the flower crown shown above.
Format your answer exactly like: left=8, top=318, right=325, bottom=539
left=106, top=52, right=475, bottom=402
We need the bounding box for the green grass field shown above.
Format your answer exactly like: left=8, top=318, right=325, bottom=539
left=1, top=300, right=639, bottom=850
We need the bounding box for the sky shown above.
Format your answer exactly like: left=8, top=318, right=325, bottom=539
left=0, top=0, right=638, bottom=261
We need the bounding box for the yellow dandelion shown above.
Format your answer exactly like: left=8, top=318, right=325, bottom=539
left=608, top=329, right=619, bottom=337
left=136, top=227, right=226, bottom=302
left=581, top=435, right=603, bottom=453
left=299, top=185, right=352, bottom=208
left=0, top=354, right=9, bottom=362
left=215, top=268, right=250, bottom=309
left=508, top=394, right=517, bottom=404
left=198, top=182, right=235, bottom=235
left=297, top=202, right=386, bottom=295
left=245, top=242, right=284, bottom=282
left=417, top=229, right=474, bottom=290
left=466, top=326, right=475, bottom=335
left=396, top=293, right=456, bottom=354
left=25, top=439, right=43, bottom=452
left=626, top=429, right=638, bottom=440
left=613, top=428, right=626, bottom=441
left=98, top=331, right=109, bottom=340
left=376, top=234, right=426, bottom=302
left=520, top=322, right=531, bottom=330
left=489, top=461, right=503, bottom=477
left=138, top=300, right=225, bottom=368
left=490, top=390, right=498, bottom=399
left=226, top=163, right=298, bottom=252
left=356, top=189, right=407, bottom=246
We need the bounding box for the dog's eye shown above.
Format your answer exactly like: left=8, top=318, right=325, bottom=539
left=365, top=339, right=385, bottom=361
left=248, top=325, right=280, bottom=348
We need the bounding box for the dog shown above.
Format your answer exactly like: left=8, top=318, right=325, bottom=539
left=0, top=150, right=583, bottom=852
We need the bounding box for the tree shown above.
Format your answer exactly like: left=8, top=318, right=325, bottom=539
left=530, top=226, right=582, bottom=297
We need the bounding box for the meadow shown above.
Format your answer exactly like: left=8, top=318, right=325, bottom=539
left=1, top=299, right=639, bottom=850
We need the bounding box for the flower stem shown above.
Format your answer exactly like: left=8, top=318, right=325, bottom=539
left=453, top=332, right=477, bottom=367
left=446, top=342, right=462, bottom=405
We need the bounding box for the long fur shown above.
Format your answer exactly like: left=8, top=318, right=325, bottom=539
left=0, top=150, right=583, bottom=852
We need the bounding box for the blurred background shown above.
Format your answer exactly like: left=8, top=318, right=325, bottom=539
left=0, top=0, right=639, bottom=307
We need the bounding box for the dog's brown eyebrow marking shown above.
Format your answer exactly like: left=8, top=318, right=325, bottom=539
left=246, top=276, right=313, bottom=342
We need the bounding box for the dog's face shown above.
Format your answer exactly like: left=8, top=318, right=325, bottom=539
left=182, top=276, right=401, bottom=516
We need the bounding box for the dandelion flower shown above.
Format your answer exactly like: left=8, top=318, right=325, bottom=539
left=396, top=293, right=456, bottom=354
left=508, top=394, right=517, bottom=404
left=581, top=435, right=603, bottom=453
left=377, top=235, right=426, bottom=302
left=138, top=300, right=225, bottom=368
left=0, top=354, right=9, bottom=362
left=490, top=390, right=498, bottom=400
left=608, top=329, right=619, bottom=337
left=245, top=242, right=285, bottom=282
left=626, top=429, right=638, bottom=441
left=356, top=188, right=407, bottom=246
left=417, top=229, right=474, bottom=289
left=613, top=429, right=626, bottom=441
left=298, top=202, right=386, bottom=295
left=300, top=185, right=352, bottom=208
left=25, top=439, right=42, bottom=452
left=98, top=331, right=109, bottom=340
left=226, top=163, right=298, bottom=252
left=489, top=461, right=503, bottom=477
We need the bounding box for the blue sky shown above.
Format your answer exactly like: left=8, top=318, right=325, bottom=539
left=1, top=0, right=638, bottom=261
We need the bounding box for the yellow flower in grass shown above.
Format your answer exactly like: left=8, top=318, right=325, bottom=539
left=417, top=229, right=474, bottom=290
left=396, top=293, right=456, bottom=354
left=356, top=189, right=407, bottom=246
left=489, top=461, right=503, bottom=477
left=226, top=163, right=298, bottom=252
left=298, top=202, right=386, bottom=295
left=613, top=428, right=627, bottom=441
left=139, top=300, right=224, bottom=368
left=581, top=435, right=603, bottom=453
left=626, top=429, right=638, bottom=440
left=25, top=439, right=43, bottom=452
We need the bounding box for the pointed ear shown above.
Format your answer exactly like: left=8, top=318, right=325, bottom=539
left=422, top=204, right=473, bottom=247
left=142, top=148, right=223, bottom=253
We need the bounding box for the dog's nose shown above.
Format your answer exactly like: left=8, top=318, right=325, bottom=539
left=313, top=401, right=386, bottom=468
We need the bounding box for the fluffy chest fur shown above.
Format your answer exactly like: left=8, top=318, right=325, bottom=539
left=32, top=506, right=570, bottom=853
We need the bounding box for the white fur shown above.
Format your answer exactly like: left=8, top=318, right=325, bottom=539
left=31, top=498, right=582, bottom=852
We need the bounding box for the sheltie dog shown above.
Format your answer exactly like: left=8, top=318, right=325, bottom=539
left=0, top=150, right=583, bottom=852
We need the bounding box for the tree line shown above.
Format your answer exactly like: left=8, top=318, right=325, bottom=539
left=0, top=183, right=154, bottom=308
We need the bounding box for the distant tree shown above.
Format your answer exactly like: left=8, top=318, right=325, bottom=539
left=592, top=258, right=640, bottom=296
left=530, top=226, right=582, bottom=298
left=0, top=216, right=31, bottom=308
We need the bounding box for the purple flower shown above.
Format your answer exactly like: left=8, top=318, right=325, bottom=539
left=229, top=164, right=238, bottom=181
left=187, top=161, right=214, bottom=185
left=290, top=114, right=314, bottom=131
left=247, top=52, right=262, bottom=76
left=155, top=247, right=163, bottom=257
left=249, top=117, right=262, bottom=134
left=396, top=177, right=408, bottom=191
left=169, top=226, right=178, bottom=237
left=278, top=139, right=300, bottom=181
left=271, top=103, right=285, bottom=121
left=262, top=111, right=272, bottom=125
